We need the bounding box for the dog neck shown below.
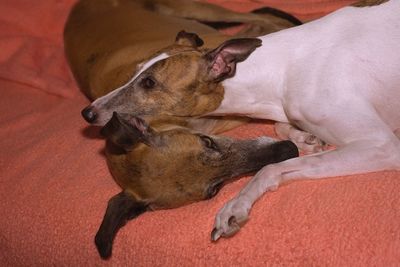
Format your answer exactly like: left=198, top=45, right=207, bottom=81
left=208, top=34, right=293, bottom=123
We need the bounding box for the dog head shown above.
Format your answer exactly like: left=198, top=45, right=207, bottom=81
left=101, top=112, right=296, bottom=207
left=95, top=112, right=298, bottom=259
left=81, top=32, right=261, bottom=126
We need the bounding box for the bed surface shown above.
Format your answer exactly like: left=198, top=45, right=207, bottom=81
left=1, top=0, right=399, bottom=265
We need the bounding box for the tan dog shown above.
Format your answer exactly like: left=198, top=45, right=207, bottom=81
left=65, top=0, right=302, bottom=133
left=96, top=112, right=298, bottom=258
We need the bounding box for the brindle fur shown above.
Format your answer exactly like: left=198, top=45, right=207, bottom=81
left=78, top=0, right=389, bottom=133
left=66, top=0, right=376, bottom=260
left=65, top=0, right=301, bottom=133
left=95, top=112, right=298, bottom=259
left=65, top=0, right=300, bottom=99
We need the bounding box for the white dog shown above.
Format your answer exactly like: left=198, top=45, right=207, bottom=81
left=209, top=0, right=400, bottom=240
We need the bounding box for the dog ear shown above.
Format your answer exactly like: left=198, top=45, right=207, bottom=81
left=175, top=30, right=204, bottom=47
left=204, top=38, right=262, bottom=82
left=95, top=191, right=148, bottom=259
left=100, top=112, right=152, bottom=151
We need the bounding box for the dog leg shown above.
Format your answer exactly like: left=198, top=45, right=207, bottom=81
left=275, top=122, right=328, bottom=154
left=211, top=135, right=400, bottom=240
left=95, top=191, right=148, bottom=259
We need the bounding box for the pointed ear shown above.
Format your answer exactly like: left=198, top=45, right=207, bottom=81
left=175, top=30, right=204, bottom=47
left=204, top=38, right=262, bottom=82
left=100, top=112, right=152, bottom=151
left=95, top=191, right=148, bottom=259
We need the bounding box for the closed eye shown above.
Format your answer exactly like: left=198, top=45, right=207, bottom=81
left=205, top=180, right=224, bottom=199
left=199, top=135, right=219, bottom=151
left=140, top=76, right=156, bottom=89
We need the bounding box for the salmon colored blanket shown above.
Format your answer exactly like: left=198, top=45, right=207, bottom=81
left=0, top=0, right=399, bottom=266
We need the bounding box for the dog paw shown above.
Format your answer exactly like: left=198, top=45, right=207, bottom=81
left=298, top=135, right=328, bottom=154
left=211, top=197, right=251, bottom=241
left=305, top=135, right=319, bottom=145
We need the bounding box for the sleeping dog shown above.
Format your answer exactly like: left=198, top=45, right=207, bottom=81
left=65, top=0, right=303, bottom=259
left=74, top=0, right=399, bottom=241
left=96, top=112, right=298, bottom=258
left=65, top=0, right=302, bottom=134
left=64, top=0, right=303, bottom=259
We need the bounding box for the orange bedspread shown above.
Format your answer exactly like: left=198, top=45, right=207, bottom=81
left=1, top=0, right=399, bottom=266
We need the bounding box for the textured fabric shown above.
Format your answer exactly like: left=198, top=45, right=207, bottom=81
left=0, top=0, right=399, bottom=266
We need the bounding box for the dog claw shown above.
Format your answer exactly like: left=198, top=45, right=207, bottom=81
left=211, top=215, right=246, bottom=242
left=211, top=228, right=222, bottom=242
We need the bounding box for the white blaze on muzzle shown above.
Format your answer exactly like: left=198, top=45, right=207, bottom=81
left=91, top=52, right=171, bottom=107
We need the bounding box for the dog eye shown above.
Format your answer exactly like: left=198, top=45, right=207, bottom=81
left=140, top=76, right=156, bottom=89
left=205, top=181, right=224, bottom=199
left=199, top=135, right=219, bottom=151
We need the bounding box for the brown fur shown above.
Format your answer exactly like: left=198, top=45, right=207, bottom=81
left=64, top=0, right=299, bottom=100
left=94, top=112, right=299, bottom=259
left=101, top=113, right=297, bottom=209
left=78, top=37, right=262, bottom=133
left=64, top=0, right=301, bottom=259
left=65, top=0, right=301, bottom=133
left=66, top=0, right=381, bottom=259
left=80, top=0, right=390, bottom=135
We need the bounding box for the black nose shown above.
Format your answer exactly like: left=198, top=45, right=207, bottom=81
left=81, top=106, right=97, bottom=123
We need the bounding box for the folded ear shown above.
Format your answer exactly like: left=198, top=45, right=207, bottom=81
left=100, top=112, right=151, bottom=151
left=95, top=191, right=148, bottom=259
left=175, top=30, right=204, bottom=47
left=204, top=38, right=262, bottom=82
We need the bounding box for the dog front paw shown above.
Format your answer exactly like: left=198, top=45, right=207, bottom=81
left=299, top=135, right=328, bottom=154
left=211, top=196, right=251, bottom=241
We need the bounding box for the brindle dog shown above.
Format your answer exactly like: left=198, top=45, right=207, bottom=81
left=66, top=0, right=388, bottom=259
left=65, top=0, right=302, bottom=133
left=96, top=112, right=298, bottom=259
left=68, top=0, right=384, bottom=134
left=64, top=0, right=302, bottom=259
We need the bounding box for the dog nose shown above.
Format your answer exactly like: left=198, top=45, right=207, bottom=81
left=81, top=106, right=97, bottom=123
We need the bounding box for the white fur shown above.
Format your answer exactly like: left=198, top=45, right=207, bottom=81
left=91, top=52, right=170, bottom=107
left=211, top=1, right=400, bottom=240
